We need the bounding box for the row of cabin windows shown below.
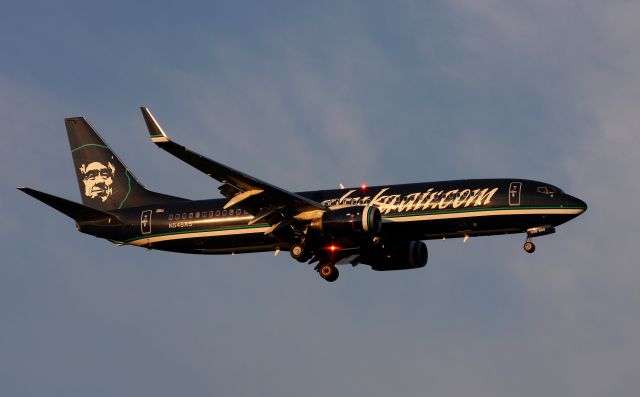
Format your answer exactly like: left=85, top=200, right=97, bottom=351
left=168, top=209, right=250, bottom=221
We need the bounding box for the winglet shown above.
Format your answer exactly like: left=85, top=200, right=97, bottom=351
left=140, top=107, right=170, bottom=143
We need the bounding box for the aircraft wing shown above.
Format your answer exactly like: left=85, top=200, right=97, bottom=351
left=140, top=107, right=326, bottom=230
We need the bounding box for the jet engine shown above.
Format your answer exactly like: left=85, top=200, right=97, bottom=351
left=364, top=240, right=428, bottom=271
left=310, top=205, right=382, bottom=237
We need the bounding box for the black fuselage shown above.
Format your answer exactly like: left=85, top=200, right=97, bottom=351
left=82, top=178, right=586, bottom=255
left=20, top=110, right=589, bottom=282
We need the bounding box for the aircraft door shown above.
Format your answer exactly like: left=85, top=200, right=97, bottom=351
left=509, top=182, right=522, bottom=206
left=141, top=209, right=152, bottom=235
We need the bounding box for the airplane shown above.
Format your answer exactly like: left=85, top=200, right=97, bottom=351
left=19, top=108, right=587, bottom=282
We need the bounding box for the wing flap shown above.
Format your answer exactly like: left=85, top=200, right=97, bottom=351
left=247, top=205, right=285, bottom=225
left=223, top=189, right=264, bottom=209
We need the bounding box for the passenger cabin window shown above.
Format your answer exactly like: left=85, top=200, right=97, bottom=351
left=222, top=210, right=227, bottom=216
left=188, top=213, right=194, bottom=219
left=195, top=212, right=200, bottom=219
left=169, top=214, right=174, bottom=220
left=209, top=211, right=214, bottom=217
left=215, top=210, right=220, bottom=216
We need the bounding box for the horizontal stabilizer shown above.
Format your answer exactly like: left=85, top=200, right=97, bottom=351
left=18, top=187, right=120, bottom=223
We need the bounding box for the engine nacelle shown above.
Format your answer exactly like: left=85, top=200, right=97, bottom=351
left=310, top=205, right=382, bottom=237
left=365, top=241, right=428, bottom=271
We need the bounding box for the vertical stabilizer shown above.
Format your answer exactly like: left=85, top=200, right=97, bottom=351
left=65, top=117, right=185, bottom=211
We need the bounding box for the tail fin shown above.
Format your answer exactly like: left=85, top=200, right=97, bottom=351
left=65, top=117, right=186, bottom=211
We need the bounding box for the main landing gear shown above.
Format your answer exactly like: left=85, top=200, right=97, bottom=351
left=317, top=263, right=339, bottom=282
left=290, top=240, right=339, bottom=282
left=290, top=243, right=312, bottom=262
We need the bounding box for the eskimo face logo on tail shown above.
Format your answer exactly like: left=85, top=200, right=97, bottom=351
left=79, top=161, right=115, bottom=202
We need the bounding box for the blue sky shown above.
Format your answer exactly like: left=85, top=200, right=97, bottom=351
left=2, top=1, right=639, bottom=396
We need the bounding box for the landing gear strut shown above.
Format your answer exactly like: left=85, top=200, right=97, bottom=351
left=317, top=263, right=339, bottom=282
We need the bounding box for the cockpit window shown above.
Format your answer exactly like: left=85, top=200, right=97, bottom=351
left=537, top=186, right=557, bottom=196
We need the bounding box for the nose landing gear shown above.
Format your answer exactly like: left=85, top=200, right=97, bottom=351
left=523, top=240, right=536, bottom=253
left=523, top=225, right=555, bottom=253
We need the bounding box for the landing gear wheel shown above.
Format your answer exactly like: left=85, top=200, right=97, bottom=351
left=524, top=241, right=536, bottom=253
left=318, top=264, right=339, bottom=282
left=289, top=244, right=307, bottom=262
left=290, top=243, right=311, bottom=262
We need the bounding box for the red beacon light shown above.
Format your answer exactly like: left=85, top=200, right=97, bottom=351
left=360, top=183, right=368, bottom=190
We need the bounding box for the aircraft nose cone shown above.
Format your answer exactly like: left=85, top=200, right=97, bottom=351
left=567, top=195, right=588, bottom=214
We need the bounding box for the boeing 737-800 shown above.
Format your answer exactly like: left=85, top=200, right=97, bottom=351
left=19, top=108, right=587, bottom=282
